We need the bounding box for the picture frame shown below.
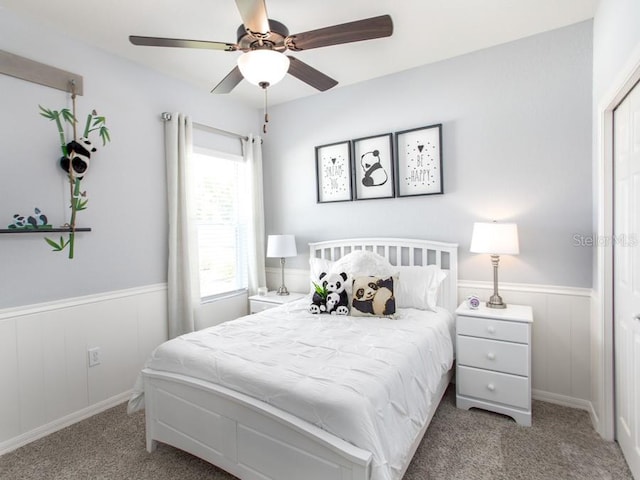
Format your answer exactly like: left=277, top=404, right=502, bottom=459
left=315, top=140, right=353, bottom=203
left=394, top=124, right=443, bottom=197
left=352, top=133, right=394, bottom=200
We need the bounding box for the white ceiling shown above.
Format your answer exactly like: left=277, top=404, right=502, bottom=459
left=1, top=0, right=597, bottom=108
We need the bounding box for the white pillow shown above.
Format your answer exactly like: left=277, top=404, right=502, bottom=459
left=309, top=250, right=396, bottom=295
left=394, top=265, right=447, bottom=311
left=333, top=250, right=396, bottom=295
left=332, top=250, right=396, bottom=277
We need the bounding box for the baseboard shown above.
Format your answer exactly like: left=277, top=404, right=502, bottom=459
left=532, top=389, right=592, bottom=412
left=588, top=400, right=605, bottom=438
left=0, top=390, right=132, bottom=456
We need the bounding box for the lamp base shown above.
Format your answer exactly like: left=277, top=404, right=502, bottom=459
left=486, top=294, right=506, bottom=309
left=487, top=255, right=507, bottom=309
left=276, top=257, right=290, bottom=295
left=276, top=285, right=290, bottom=296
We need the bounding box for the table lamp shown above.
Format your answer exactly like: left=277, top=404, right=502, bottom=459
left=470, top=221, right=519, bottom=309
left=266, top=234, right=297, bottom=295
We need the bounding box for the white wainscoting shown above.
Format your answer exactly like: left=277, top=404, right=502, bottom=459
left=196, top=291, right=249, bottom=330
left=267, top=268, right=593, bottom=411
left=266, top=267, right=313, bottom=296
left=0, top=284, right=168, bottom=455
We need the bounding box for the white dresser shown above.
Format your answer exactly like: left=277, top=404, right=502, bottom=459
left=455, top=302, right=533, bottom=426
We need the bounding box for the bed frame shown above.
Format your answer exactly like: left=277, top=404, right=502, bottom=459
left=142, top=238, right=458, bottom=480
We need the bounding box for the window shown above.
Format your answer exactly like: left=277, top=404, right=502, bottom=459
left=191, top=147, right=249, bottom=299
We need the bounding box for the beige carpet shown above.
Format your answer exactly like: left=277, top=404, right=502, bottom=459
left=0, top=386, right=632, bottom=479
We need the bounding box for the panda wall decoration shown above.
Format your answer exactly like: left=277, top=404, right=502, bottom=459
left=361, top=150, right=387, bottom=187
left=352, top=133, right=394, bottom=200
left=37, top=104, right=111, bottom=258
left=59, top=137, right=97, bottom=179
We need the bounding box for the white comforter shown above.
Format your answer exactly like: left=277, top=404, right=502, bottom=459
left=129, top=299, right=454, bottom=480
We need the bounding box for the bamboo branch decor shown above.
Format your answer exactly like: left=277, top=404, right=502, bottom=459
left=38, top=87, right=110, bottom=258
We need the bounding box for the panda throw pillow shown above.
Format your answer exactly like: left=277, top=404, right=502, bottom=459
left=351, top=276, right=396, bottom=318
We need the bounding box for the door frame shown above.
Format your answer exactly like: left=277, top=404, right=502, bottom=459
left=595, top=44, right=640, bottom=441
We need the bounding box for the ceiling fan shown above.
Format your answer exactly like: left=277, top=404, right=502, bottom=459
left=129, top=0, right=393, bottom=95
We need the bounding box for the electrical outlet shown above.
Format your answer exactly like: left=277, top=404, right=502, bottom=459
left=88, top=347, right=101, bottom=367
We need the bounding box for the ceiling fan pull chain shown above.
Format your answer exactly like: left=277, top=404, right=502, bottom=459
left=260, top=81, right=269, bottom=134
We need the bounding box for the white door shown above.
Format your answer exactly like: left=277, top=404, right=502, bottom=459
left=614, top=79, right=640, bottom=479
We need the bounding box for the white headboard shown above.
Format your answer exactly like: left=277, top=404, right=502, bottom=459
left=309, top=238, right=459, bottom=314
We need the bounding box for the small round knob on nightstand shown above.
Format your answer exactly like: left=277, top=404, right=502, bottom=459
left=487, top=383, right=495, bottom=391
left=487, top=352, right=496, bottom=360
left=487, top=326, right=496, bottom=334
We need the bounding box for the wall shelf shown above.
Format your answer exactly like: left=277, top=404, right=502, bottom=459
left=0, top=49, right=84, bottom=95
left=0, top=227, right=91, bottom=234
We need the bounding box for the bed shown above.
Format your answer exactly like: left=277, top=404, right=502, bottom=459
left=129, top=238, right=458, bottom=480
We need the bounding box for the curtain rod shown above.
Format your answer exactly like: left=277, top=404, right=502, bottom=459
left=161, top=112, right=249, bottom=142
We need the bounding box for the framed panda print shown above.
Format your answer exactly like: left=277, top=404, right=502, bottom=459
left=352, top=133, right=394, bottom=200
left=315, top=140, right=353, bottom=203
left=395, top=124, right=443, bottom=197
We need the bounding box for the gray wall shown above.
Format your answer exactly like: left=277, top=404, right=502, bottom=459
left=0, top=10, right=259, bottom=308
left=593, top=0, right=640, bottom=101
left=0, top=11, right=595, bottom=310
left=262, top=21, right=593, bottom=288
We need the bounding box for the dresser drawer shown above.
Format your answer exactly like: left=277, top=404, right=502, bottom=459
left=457, top=366, right=530, bottom=409
left=457, top=336, right=528, bottom=376
left=457, top=315, right=529, bottom=343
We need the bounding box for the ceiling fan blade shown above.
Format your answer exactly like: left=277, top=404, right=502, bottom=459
left=130, top=35, right=237, bottom=51
left=286, top=15, right=393, bottom=51
left=287, top=57, right=338, bottom=92
left=211, top=66, right=244, bottom=94
left=235, top=0, right=270, bottom=37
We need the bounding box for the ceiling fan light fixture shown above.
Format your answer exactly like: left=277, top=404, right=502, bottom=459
left=237, top=49, right=290, bottom=87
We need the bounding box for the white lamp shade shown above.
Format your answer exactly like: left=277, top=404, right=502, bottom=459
left=267, top=234, right=297, bottom=258
left=237, top=50, right=290, bottom=86
left=470, top=222, right=520, bottom=255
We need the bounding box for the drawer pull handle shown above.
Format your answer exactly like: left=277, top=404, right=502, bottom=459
left=487, top=383, right=495, bottom=391
left=487, top=326, right=496, bottom=334
left=487, top=352, right=496, bottom=360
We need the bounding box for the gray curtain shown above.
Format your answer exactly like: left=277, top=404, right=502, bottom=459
left=165, top=113, right=199, bottom=338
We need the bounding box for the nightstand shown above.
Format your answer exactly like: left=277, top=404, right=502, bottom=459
left=455, top=302, right=533, bottom=426
left=248, top=291, right=307, bottom=314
